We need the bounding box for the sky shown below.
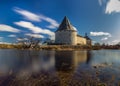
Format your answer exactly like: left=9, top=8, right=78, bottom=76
left=0, top=0, right=120, bottom=44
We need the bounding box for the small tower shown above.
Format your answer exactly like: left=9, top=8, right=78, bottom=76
left=84, top=33, right=92, bottom=46
left=55, top=16, right=77, bottom=45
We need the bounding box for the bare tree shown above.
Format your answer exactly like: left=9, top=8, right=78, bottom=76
left=17, top=37, right=41, bottom=49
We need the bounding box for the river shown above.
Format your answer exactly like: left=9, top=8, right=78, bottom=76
left=0, top=49, right=120, bottom=86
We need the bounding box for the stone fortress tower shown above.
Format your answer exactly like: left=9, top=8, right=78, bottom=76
left=55, top=16, right=91, bottom=45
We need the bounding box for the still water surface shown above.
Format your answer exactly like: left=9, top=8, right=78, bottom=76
left=0, top=49, right=120, bottom=85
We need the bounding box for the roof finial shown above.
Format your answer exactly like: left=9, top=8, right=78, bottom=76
left=85, top=33, right=87, bottom=36
left=85, top=33, right=91, bottom=40
left=64, top=16, right=67, bottom=18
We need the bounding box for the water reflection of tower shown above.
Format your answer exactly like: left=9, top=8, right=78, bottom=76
left=73, top=51, right=87, bottom=67
left=86, top=50, right=92, bottom=64
left=55, top=51, right=92, bottom=85
left=55, top=50, right=92, bottom=71
left=55, top=51, right=74, bottom=71
left=73, top=50, right=92, bottom=67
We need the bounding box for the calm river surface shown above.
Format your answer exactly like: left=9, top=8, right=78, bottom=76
left=0, top=49, right=120, bottom=86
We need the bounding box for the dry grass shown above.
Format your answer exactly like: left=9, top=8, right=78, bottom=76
left=0, top=66, right=120, bottom=86
left=40, top=45, right=92, bottom=50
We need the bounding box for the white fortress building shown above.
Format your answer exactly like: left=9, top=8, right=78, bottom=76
left=55, top=16, right=91, bottom=45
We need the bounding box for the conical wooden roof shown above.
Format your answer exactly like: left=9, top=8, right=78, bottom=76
left=56, top=16, right=76, bottom=32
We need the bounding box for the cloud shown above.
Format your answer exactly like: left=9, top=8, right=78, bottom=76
left=98, top=0, right=103, bottom=6
left=105, top=0, right=120, bottom=14
left=14, top=21, right=55, bottom=36
left=13, top=7, right=59, bottom=29
left=112, top=40, right=119, bottom=43
left=0, top=24, right=20, bottom=33
left=0, top=37, right=3, bottom=39
left=101, top=37, right=108, bottom=41
left=17, top=38, right=28, bottom=41
left=25, top=33, right=44, bottom=38
left=8, top=35, right=16, bottom=37
left=109, top=40, right=120, bottom=45
left=90, top=31, right=111, bottom=37
left=14, top=21, right=42, bottom=33
left=90, top=31, right=112, bottom=41
left=14, top=7, right=41, bottom=22
left=0, top=42, right=12, bottom=44
left=0, top=37, right=3, bottom=41
left=40, top=15, right=59, bottom=29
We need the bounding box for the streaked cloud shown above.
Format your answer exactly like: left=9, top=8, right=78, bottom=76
left=25, top=33, right=44, bottom=38
left=17, top=38, right=28, bottom=41
left=0, top=24, right=20, bottom=33
left=49, top=34, right=55, bottom=40
left=14, top=7, right=41, bottom=22
left=110, top=40, right=120, bottom=45
left=90, top=31, right=111, bottom=37
left=90, top=31, right=112, bottom=41
left=0, top=37, right=3, bottom=41
left=8, top=35, right=16, bottom=37
left=98, top=0, right=103, bottom=6
left=0, top=37, right=3, bottom=39
left=105, top=0, right=120, bottom=14
left=112, top=40, right=119, bottom=43
left=101, top=37, right=108, bottom=41
left=14, top=21, right=55, bottom=36
left=40, top=15, right=59, bottom=29
left=0, top=42, right=12, bottom=44
left=13, top=7, right=59, bottom=29
left=14, top=21, right=41, bottom=33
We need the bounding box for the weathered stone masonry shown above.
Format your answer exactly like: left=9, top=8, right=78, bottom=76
left=55, top=16, right=92, bottom=45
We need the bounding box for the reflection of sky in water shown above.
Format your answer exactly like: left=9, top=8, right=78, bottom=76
left=90, top=50, right=120, bottom=66
left=0, top=49, right=120, bottom=76
left=0, top=49, right=55, bottom=75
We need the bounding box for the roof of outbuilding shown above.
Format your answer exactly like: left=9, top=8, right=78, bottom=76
left=77, top=34, right=83, bottom=37
left=84, top=33, right=91, bottom=40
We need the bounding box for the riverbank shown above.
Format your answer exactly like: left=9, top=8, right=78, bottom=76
left=39, top=45, right=92, bottom=50
left=0, top=44, right=92, bottom=50
left=1, top=44, right=120, bottom=50
left=0, top=44, right=16, bottom=49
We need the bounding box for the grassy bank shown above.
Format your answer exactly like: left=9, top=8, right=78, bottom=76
left=1, top=44, right=120, bottom=50
left=0, top=44, right=16, bottom=49
left=39, top=45, right=92, bottom=50
left=0, top=44, right=92, bottom=50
